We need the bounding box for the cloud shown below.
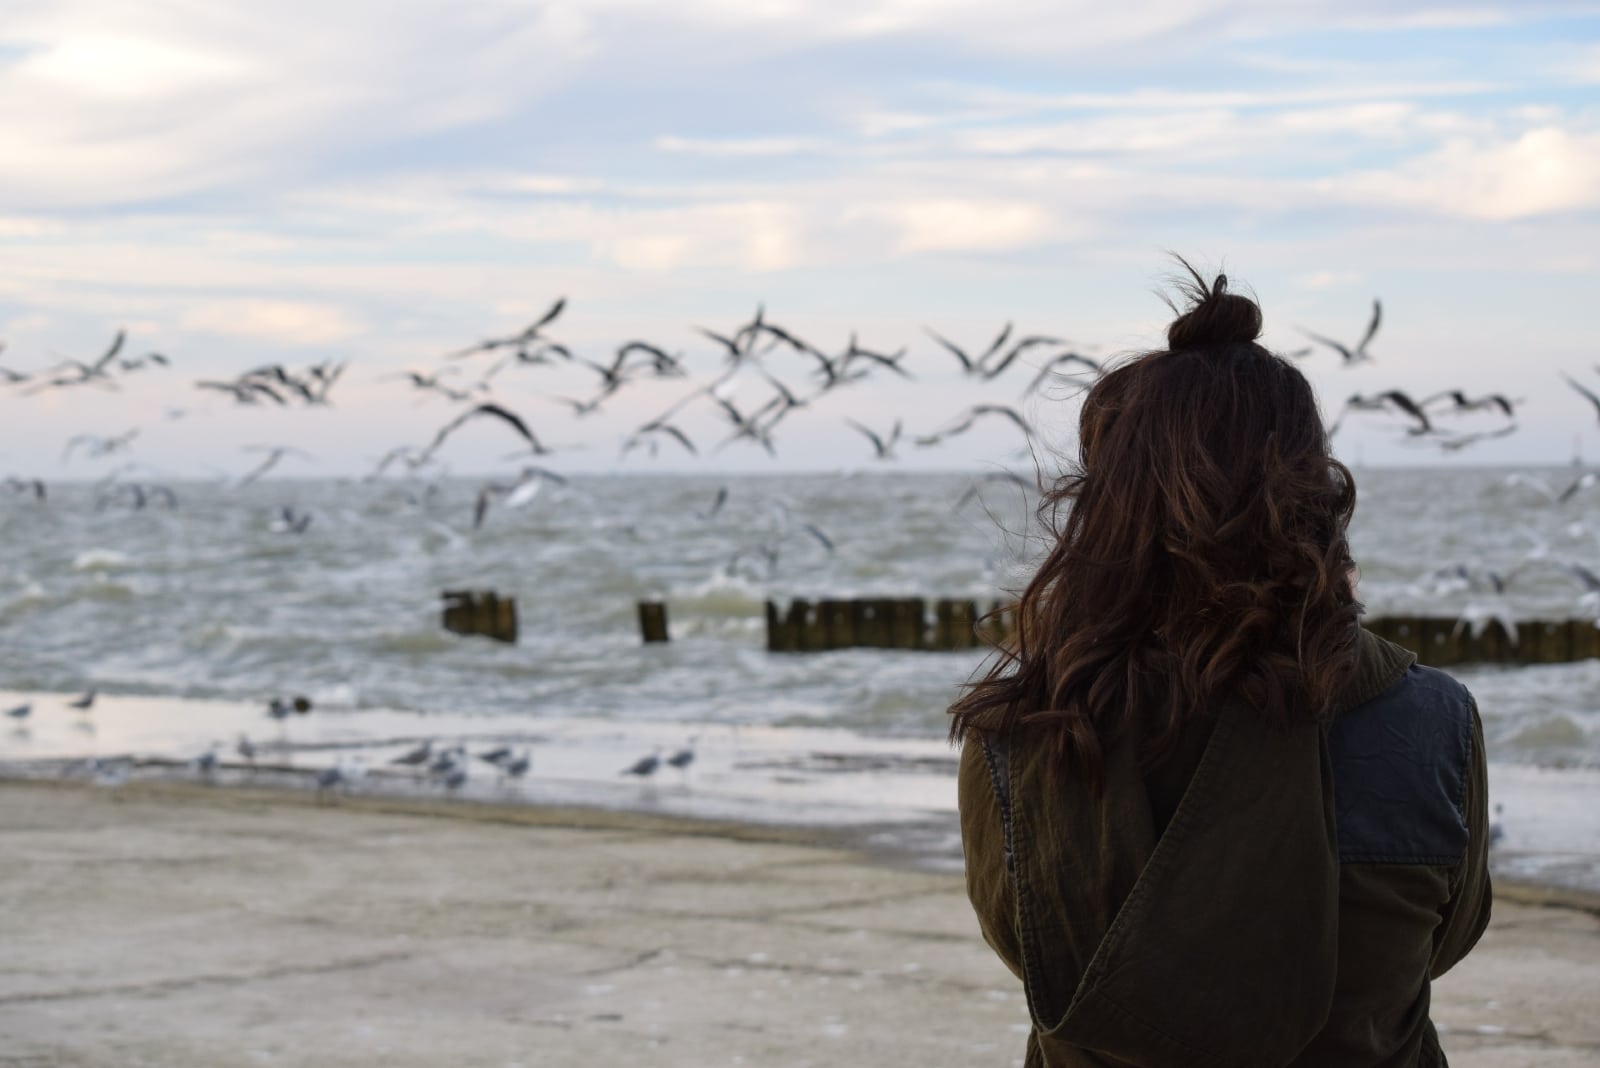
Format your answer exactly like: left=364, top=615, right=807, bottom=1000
left=1323, top=126, right=1600, bottom=219
left=654, top=135, right=828, bottom=157
left=180, top=299, right=361, bottom=345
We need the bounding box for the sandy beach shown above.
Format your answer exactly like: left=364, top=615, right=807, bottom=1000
left=1, top=781, right=1597, bottom=1068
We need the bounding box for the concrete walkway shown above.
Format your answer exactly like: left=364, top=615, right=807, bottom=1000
left=1, top=781, right=1596, bottom=1067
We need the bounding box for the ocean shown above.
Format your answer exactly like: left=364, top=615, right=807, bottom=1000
left=2, top=467, right=1597, bottom=885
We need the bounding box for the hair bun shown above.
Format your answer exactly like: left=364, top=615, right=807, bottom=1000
left=1165, top=271, right=1263, bottom=350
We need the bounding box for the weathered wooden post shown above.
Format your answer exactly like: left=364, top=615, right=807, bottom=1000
left=638, top=601, right=670, bottom=644
left=886, top=597, right=926, bottom=650
left=1382, top=616, right=1422, bottom=659
left=820, top=599, right=856, bottom=650
left=1570, top=619, right=1600, bottom=662
left=1419, top=617, right=1464, bottom=667
left=934, top=599, right=979, bottom=649
left=787, top=599, right=829, bottom=652
left=441, top=589, right=518, bottom=643
left=1522, top=620, right=1572, bottom=664
left=766, top=600, right=796, bottom=652
left=854, top=599, right=889, bottom=648
left=1465, top=618, right=1516, bottom=665
left=977, top=599, right=1016, bottom=647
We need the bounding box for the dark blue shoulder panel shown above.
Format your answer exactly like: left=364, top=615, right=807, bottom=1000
left=1328, top=665, right=1474, bottom=865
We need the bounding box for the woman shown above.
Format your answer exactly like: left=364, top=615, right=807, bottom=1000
left=952, top=265, right=1491, bottom=1067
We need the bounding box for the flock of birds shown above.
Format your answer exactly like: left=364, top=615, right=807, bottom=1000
left=10, top=295, right=1600, bottom=527
left=6, top=688, right=695, bottom=800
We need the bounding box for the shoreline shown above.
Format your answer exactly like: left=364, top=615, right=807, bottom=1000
left=3, top=682, right=1599, bottom=895
left=3, top=781, right=1599, bottom=1067
left=5, top=770, right=1598, bottom=914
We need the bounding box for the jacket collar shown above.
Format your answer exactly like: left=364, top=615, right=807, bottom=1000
left=1331, top=625, right=1416, bottom=717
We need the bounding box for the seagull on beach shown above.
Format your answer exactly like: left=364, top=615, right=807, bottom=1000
left=193, top=745, right=220, bottom=778
left=666, top=737, right=697, bottom=777
left=391, top=740, right=433, bottom=767
left=503, top=749, right=531, bottom=781
left=67, top=690, right=96, bottom=711
left=622, top=747, right=662, bottom=778
left=5, top=703, right=30, bottom=721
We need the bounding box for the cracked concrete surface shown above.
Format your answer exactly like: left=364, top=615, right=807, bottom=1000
left=1, top=781, right=1596, bottom=1067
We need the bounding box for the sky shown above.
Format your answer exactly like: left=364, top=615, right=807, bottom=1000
left=1, top=0, right=1599, bottom=480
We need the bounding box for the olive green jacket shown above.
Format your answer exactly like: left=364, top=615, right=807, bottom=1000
left=959, top=628, right=1492, bottom=1067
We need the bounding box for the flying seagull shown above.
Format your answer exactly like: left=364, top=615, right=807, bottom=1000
left=1300, top=299, right=1382, bottom=365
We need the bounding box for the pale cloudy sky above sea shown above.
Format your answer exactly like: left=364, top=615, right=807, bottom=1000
left=1, top=1, right=1598, bottom=479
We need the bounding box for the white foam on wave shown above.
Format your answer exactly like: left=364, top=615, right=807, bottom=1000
left=72, top=549, right=132, bottom=572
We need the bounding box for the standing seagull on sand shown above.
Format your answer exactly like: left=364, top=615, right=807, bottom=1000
left=622, top=747, right=662, bottom=779
left=67, top=690, right=96, bottom=711
left=5, top=703, right=30, bottom=722
left=666, top=737, right=697, bottom=779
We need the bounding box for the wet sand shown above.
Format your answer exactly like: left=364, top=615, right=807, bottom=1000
left=1, top=781, right=1597, bottom=1068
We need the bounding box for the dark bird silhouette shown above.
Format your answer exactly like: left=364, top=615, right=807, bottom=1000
left=1338, top=391, right=1431, bottom=435
left=424, top=403, right=550, bottom=461
left=699, top=486, right=729, bottom=520
left=63, top=430, right=139, bottom=461
left=840, top=335, right=913, bottom=380
left=1421, top=390, right=1518, bottom=418
left=391, top=740, right=433, bottom=767
left=473, top=466, right=566, bottom=528
left=449, top=299, right=568, bottom=359
left=982, top=335, right=1066, bottom=382
left=845, top=418, right=902, bottom=460
left=237, top=446, right=312, bottom=486
left=67, top=690, right=96, bottom=711
left=622, top=748, right=662, bottom=778
left=386, top=369, right=476, bottom=403
left=916, top=405, right=1035, bottom=447
left=925, top=322, right=1014, bottom=377
left=1300, top=299, right=1382, bottom=364
left=1563, top=374, right=1600, bottom=426
left=622, top=420, right=697, bottom=458
left=5, top=476, right=46, bottom=501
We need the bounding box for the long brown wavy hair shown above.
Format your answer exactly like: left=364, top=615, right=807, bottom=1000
left=949, top=262, right=1361, bottom=790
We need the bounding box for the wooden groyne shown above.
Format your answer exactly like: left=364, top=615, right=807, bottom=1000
left=765, top=598, right=1014, bottom=652
left=761, top=598, right=1600, bottom=666
left=1363, top=615, right=1600, bottom=668
left=441, top=590, right=518, bottom=644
